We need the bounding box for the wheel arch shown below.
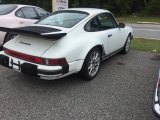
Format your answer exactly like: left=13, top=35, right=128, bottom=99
left=128, top=32, right=132, bottom=38
left=123, top=32, right=132, bottom=46
left=78, top=45, right=103, bottom=80
left=81, top=44, right=103, bottom=64
left=92, top=45, right=103, bottom=58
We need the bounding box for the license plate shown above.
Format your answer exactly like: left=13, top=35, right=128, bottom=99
left=10, top=58, right=21, bottom=71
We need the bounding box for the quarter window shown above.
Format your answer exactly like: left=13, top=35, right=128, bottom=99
left=85, top=18, right=100, bottom=32
left=15, top=9, right=25, bottom=18
left=35, top=7, right=48, bottom=17
left=21, top=7, right=38, bottom=19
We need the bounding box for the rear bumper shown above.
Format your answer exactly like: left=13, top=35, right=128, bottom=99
left=0, top=54, right=70, bottom=80
left=153, top=70, right=160, bottom=118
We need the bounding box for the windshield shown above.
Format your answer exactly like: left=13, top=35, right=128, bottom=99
left=0, top=5, right=18, bottom=15
left=37, top=11, right=89, bottom=28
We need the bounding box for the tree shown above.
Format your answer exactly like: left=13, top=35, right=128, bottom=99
left=2, top=0, right=159, bottom=16
left=146, top=0, right=160, bottom=15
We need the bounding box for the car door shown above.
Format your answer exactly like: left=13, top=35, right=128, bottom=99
left=84, top=17, right=110, bottom=55
left=97, top=13, right=125, bottom=54
left=15, top=7, right=38, bottom=27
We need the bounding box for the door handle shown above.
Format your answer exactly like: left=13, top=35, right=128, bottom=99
left=108, top=34, right=112, bottom=38
left=20, top=21, right=24, bottom=24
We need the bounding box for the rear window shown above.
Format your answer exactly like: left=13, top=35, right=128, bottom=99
left=0, top=5, right=18, bottom=15
left=37, top=11, right=89, bottom=28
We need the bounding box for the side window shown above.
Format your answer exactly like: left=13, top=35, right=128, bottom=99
left=84, top=13, right=118, bottom=32
left=15, top=9, right=25, bottom=18
left=98, top=14, right=116, bottom=30
left=35, top=7, right=48, bottom=17
left=21, top=7, right=38, bottom=19
left=85, top=17, right=100, bottom=32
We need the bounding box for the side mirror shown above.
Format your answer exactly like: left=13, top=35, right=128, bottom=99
left=118, top=23, right=125, bottom=28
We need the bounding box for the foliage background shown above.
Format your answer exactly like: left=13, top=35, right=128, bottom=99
left=1, top=0, right=160, bottom=16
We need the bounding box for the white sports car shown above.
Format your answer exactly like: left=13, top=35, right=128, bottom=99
left=153, top=69, right=160, bottom=118
left=0, top=8, right=133, bottom=80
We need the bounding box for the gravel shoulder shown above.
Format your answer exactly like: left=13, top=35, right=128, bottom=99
left=0, top=50, right=160, bottom=120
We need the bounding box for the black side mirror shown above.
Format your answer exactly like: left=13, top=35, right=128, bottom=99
left=118, top=23, right=125, bottom=28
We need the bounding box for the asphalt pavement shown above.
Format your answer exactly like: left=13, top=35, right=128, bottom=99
left=0, top=50, right=160, bottom=120
left=127, top=23, right=160, bottom=40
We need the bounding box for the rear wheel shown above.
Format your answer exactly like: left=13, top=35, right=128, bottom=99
left=79, top=48, right=101, bottom=80
left=3, top=33, right=17, bottom=44
left=121, top=34, right=132, bottom=54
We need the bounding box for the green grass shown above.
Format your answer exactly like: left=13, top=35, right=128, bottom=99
left=117, top=16, right=160, bottom=23
left=131, top=38, right=160, bottom=52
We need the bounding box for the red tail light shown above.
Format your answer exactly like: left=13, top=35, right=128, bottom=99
left=48, top=58, right=67, bottom=65
left=4, top=48, right=67, bottom=66
left=158, top=78, right=160, bottom=87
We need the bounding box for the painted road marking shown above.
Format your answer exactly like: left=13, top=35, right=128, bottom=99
left=134, top=29, right=160, bottom=32
left=134, top=37, right=160, bottom=40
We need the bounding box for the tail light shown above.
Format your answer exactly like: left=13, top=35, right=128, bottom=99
left=158, top=80, right=160, bottom=88
left=4, top=48, right=67, bottom=66
left=158, top=78, right=160, bottom=88
left=46, top=58, right=67, bottom=65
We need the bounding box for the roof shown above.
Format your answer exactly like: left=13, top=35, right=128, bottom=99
left=0, top=4, right=37, bottom=8
left=63, top=8, right=110, bottom=15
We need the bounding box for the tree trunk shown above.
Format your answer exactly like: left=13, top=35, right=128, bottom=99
left=144, top=0, right=147, bottom=7
left=79, top=0, right=82, bottom=7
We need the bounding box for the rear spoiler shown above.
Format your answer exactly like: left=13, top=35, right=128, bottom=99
left=0, top=26, right=67, bottom=39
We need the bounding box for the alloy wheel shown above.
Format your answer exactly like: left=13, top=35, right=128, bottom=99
left=88, top=51, right=101, bottom=77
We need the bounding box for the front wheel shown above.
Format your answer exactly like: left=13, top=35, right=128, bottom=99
left=121, top=34, right=132, bottom=54
left=78, top=48, right=101, bottom=80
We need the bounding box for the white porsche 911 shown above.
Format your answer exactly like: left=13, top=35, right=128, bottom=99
left=0, top=8, right=133, bottom=80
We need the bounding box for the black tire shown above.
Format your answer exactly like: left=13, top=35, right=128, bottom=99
left=78, top=47, right=101, bottom=81
left=3, top=33, right=17, bottom=45
left=121, top=34, right=132, bottom=54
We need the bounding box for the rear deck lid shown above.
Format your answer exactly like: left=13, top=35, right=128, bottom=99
left=4, top=35, right=57, bottom=57
left=1, top=25, right=68, bottom=57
